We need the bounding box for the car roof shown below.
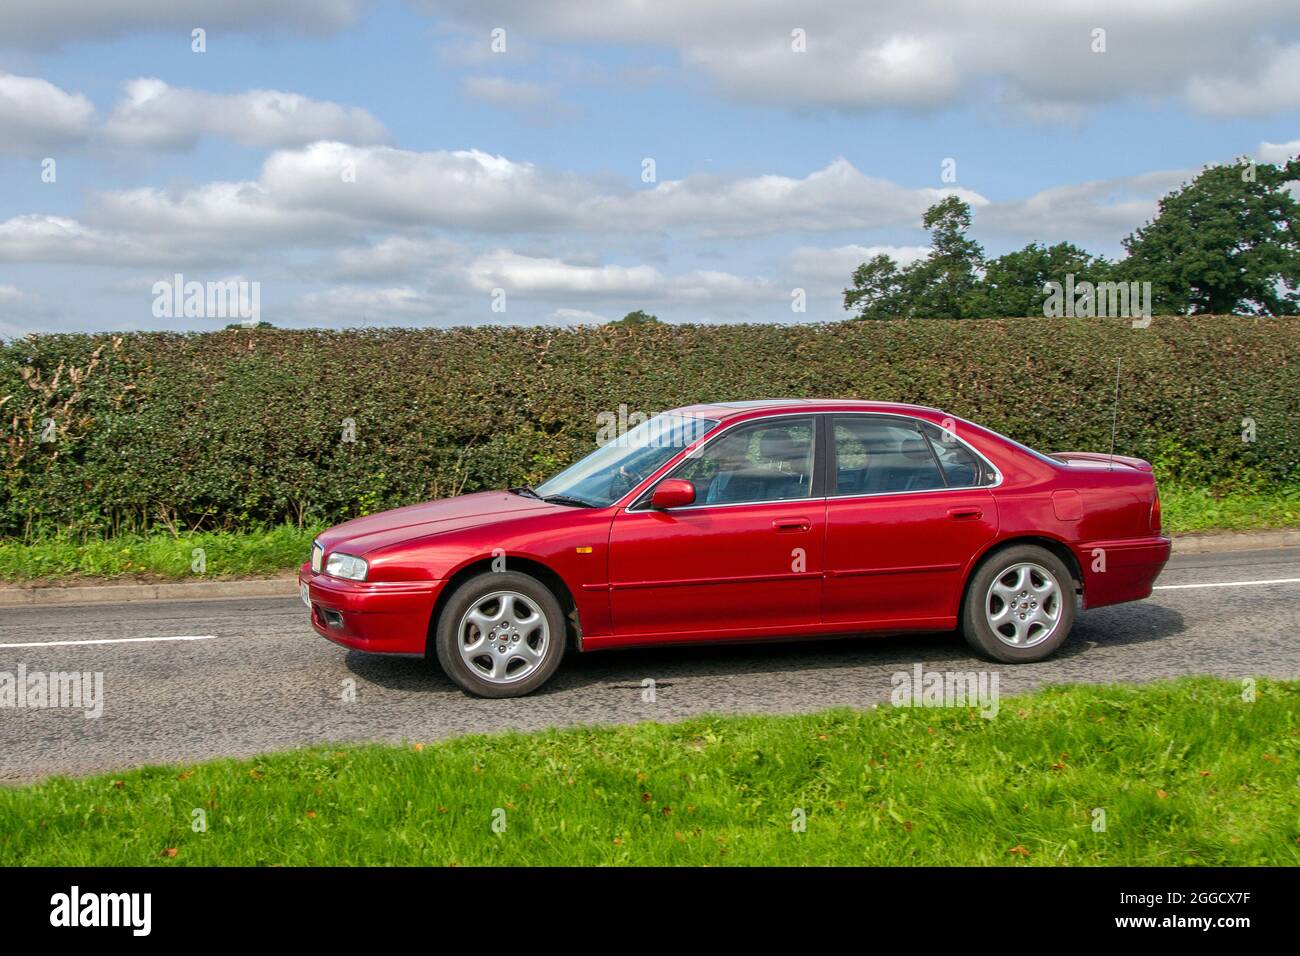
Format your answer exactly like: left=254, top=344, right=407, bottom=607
left=666, top=398, right=945, bottom=422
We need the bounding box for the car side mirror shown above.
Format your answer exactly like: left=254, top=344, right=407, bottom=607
left=650, top=478, right=696, bottom=510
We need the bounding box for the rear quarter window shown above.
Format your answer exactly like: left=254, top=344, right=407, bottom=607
left=919, top=421, right=993, bottom=487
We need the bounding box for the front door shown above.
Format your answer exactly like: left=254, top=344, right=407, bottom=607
left=608, top=416, right=825, bottom=639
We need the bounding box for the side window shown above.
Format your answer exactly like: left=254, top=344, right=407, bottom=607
left=920, top=421, right=988, bottom=487
left=832, top=418, right=944, bottom=495
left=671, top=418, right=814, bottom=504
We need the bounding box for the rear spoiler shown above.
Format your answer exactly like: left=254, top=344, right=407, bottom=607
left=1051, top=451, right=1154, bottom=473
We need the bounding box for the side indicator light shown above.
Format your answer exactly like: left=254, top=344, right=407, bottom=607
left=575, top=546, right=593, bottom=554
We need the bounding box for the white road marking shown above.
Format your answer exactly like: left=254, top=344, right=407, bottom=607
left=1154, top=577, right=1300, bottom=591
left=0, top=635, right=218, bottom=649
left=1, top=576, right=1296, bottom=645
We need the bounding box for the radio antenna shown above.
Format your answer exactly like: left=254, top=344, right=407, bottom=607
left=1108, top=358, right=1121, bottom=471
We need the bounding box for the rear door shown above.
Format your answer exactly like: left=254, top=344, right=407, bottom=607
left=822, top=415, right=998, bottom=628
left=607, top=415, right=826, bottom=638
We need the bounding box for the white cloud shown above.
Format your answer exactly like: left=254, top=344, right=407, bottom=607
left=297, top=285, right=442, bottom=320
left=15, top=146, right=988, bottom=255
left=0, top=215, right=196, bottom=266
left=252, top=144, right=972, bottom=241
left=330, top=235, right=465, bottom=281
left=103, top=77, right=388, bottom=150
left=0, top=146, right=1193, bottom=273
left=418, top=1, right=1300, bottom=118
left=466, top=250, right=661, bottom=295
left=463, top=249, right=774, bottom=304
left=0, top=0, right=364, bottom=49
left=435, top=33, right=543, bottom=68
left=462, top=75, right=581, bottom=125
left=86, top=182, right=351, bottom=250
left=977, top=170, right=1191, bottom=241
left=668, top=269, right=776, bottom=303
left=1259, top=139, right=1300, bottom=164
left=0, top=72, right=94, bottom=154
left=547, top=307, right=609, bottom=325
left=789, top=244, right=932, bottom=283
left=0, top=284, right=51, bottom=337
left=257, top=141, right=592, bottom=231
left=68, top=142, right=595, bottom=244
left=463, top=76, right=552, bottom=108
left=607, top=160, right=985, bottom=238
left=691, top=27, right=963, bottom=110
left=1187, top=44, right=1300, bottom=116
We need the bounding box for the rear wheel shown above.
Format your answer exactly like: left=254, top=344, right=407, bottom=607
left=960, top=545, right=1075, bottom=663
left=434, top=571, right=566, bottom=698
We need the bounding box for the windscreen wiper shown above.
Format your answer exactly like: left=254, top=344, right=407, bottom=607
left=509, top=485, right=542, bottom=499
left=542, top=494, right=596, bottom=508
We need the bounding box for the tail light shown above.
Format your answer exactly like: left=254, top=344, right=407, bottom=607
left=1150, top=487, right=1162, bottom=533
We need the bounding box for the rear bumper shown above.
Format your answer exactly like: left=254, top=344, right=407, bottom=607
left=1073, top=535, right=1171, bottom=609
left=299, top=564, right=443, bottom=655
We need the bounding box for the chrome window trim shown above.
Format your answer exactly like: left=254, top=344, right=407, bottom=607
left=625, top=411, right=819, bottom=512
left=635, top=493, right=818, bottom=514
left=624, top=409, right=1003, bottom=513
left=826, top=412, right=1003, bottom=497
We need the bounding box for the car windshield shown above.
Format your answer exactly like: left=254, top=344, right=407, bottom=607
left=534, top=413, right=718, bottom=507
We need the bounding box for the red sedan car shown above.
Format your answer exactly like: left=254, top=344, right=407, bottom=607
left=300, top=400, right=1170, bottom=697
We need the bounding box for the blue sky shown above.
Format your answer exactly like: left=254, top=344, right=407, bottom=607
left=1, top=0, right=1298, bottom=334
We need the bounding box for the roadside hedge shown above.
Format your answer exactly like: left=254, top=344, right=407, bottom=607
left=1, top=316, right=1295, bottom=537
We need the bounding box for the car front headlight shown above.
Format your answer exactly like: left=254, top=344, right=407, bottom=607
left=325, top=552, right=368, bottom=581
left=311, top=541, right=324, bottom=573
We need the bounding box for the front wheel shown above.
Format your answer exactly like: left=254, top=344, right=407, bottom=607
left=433, top=571, right=566, bottom=698
left=960, top=545, right=1076, bottom=663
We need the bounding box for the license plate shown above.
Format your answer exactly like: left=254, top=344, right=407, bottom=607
left=300, top=583, right=311, bottom=608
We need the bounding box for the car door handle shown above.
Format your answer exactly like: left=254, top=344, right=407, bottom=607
left=773, top=518, right=811, bottom=532
left=948, top=508, right=983, bottom=521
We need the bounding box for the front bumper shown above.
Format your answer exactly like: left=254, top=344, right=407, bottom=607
left=298, top=563, right=443, bottom=655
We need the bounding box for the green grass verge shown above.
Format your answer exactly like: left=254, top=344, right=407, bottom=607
left=0, top=524, right=319, bottom=582
left=2, top=678, right=1296, bottom=866
left=1160, top=483, right=1300, bottom=534
left=0, top=484, right=1296, bottom=583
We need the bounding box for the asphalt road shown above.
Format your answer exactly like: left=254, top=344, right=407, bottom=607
left=2, top=547, right=1298, bottom=783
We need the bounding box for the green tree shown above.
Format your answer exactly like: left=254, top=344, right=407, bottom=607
left=844, top=197, right=984, bottom=319
left=907, top=197, right=985, bottom=318
left=964, top=242, right=1114, bottom=317
left=607, top=309, right=662, bottom=327
left=1119, top=156, right=1300, bottom=315
left=842, top=255, right=909, bottom=321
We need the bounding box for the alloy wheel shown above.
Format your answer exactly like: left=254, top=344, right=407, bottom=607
left=984, top=562, right=1062, bottom=648
left=457, top=590, right=551, bottom=684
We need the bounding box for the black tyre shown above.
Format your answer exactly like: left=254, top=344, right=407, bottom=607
left=433, top=571, right=566, bottom=698
left=960, top=545, right=1076, bottom=663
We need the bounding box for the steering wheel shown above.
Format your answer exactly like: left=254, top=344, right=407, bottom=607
left=609, top=464, right=647, bottom=498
